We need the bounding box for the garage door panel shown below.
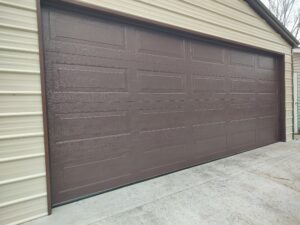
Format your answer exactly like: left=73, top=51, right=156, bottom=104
left=53, top=134, right=131, bottom=165
left=48, top=92, right=131, bottom=105
left=49, top=8, right=126, bottom=49
left=140, top=111, right=186, bottom=131
left=43, top=6, right=281, bottom=205
left=138, top=70, right=185, bottom=93
left=190, top=93, right=227, bottom=110
left=194, top=136, right=227, bottom=158
left=228, top=130, right=256, bottom=150
left=137, top=93, right=186, bottom=111
left=191, top=40, right=225, bottom=64
left=257, top=93, right=278, bottom=106
left=47, top=53, right=128, bottom=69
left=139, top=127, right=187, bottom=152
left=256, top=70, right=277, bottom=81
left=228, top=106, right=257, bottom=120
left=230, top=93, right=256, bottom=106
left=191, top=63, right=226, bottom=78
left=192, top=109, right=227, bottom=125
left=229, top=50, right=255, bottom=68
left=136, top=58, right=186, bottom=74
left=259, top=105, right=278, bottom=117
left=136, top=29, right=185, bottom=58
left=140, top=144, right=188, bottom=172
left=61, top=154, right=131, bottom=188
left=54, top=112, right=130, bottom=142
left=231, top=79, right=256, bottom=93
left=192, top=122, right=226, bottom=140
left=228, top=119, right=256, bottom=133
left=53, top=67, right=128, bottom=92
left=45, top=40, right=128, bottom=60
left=257, top=80, right=277, bottom=93
left=192, top=76, right=226, bottom=93
left=257, top=55, right=275, bottom=70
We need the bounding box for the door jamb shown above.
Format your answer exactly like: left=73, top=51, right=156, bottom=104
left=36, top=0, right=52, bottom=214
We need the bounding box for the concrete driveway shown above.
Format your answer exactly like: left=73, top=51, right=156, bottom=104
left=24, top=142, right=300, bottom=225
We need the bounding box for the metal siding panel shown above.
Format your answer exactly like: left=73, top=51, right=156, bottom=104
left=0, top=94, right=42, bottom=113
left=0, top=176, right=46, bottom=204
left=0, top=72, right=41, bottom=92
left=0, top=1, right=48, bottom=224
left=0, top=196, right=47, bottom=225
left=0, top=136, right=44, bottom=158
left=0, top=156, right=45, bottom=181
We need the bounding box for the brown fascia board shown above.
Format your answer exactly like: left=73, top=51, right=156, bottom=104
left=245, top=0, right=299, bottom=48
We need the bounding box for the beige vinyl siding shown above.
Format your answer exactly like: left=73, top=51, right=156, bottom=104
left=0, top=0, right=48, bottom=224
left=294, top=53, right=300, bottom=73
left=78, top=0, right=293, bottom=140
left=294, top=53, right=300, bottom=132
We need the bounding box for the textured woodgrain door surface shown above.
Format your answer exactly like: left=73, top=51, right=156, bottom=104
left=42, top=5, right=281, bottom=205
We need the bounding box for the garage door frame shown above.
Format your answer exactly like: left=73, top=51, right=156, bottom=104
left=36, top=0, right=286, bottom=214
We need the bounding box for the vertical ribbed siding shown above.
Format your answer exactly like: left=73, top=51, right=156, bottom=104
left=0, top=0, right=48, bottom=224
left=294, top=53, right=300, bottom=132
left=77, top=0, right=294, bottom=140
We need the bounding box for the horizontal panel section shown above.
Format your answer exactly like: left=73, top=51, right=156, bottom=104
left=55, top=66, right=127, bottom=92
left=191, top=40, right=225, bottom=63
left=0, top=49, right=39, bottom=71
left=0, top=4, right=37, bottom=30
left=0, top=156, right=45, bottom=181
left=0, top=0, right=36, bottom=10
left=0, top=72, right=41, bottom=91
left=0, top=94, right=42, bottom=113
left=52, top=133, right=130, bottom=166
left=138, top=70, right=184, bottom=93
left=61, top=153, right=131, bottom=191
left=140, top=111, right=185, bottom=131
left=0, top=114, right=43, bottom=136
left=139, top=127, right=187, bottom=152
left=50, top=8, right=125, bottom=48
left=54, top=111, right=130, bottom=141
left=0, top=26, right=38, bottom=51
left=140, top=144, right=187, bottom=173
left=0, top=136, right=44, bottom=158
left=0, top=176, right=46, bottom=204
left=136, top=29, right=184, bottom=58
left=0, top=196, right=47, bottom=225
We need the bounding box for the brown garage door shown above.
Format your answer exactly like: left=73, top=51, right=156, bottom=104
left=42, top=5, right=282, bottom=205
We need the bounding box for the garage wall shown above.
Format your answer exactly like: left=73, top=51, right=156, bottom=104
left=0, top=0, right=48, bottom=224
left=294, top=53, right=300, bottom=132
left=0, top=0, right=294, bottom=224
left=77, top=0, right=294, bottom=141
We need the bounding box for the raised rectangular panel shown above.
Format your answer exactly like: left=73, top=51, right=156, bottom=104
left=137, top=29, right=184, bottom=58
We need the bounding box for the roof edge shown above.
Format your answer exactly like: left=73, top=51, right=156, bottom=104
left=245, top=0, right=299, bottom=48
left=293, top=48, right=300, bottom=53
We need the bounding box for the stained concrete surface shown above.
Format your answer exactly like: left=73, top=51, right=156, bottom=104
left=24, top=141, right=300, bottom=225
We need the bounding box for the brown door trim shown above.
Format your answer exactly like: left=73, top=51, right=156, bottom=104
left=36, top=0, right=52, bottom=214
left=37, top=0, right=286, bottom=210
